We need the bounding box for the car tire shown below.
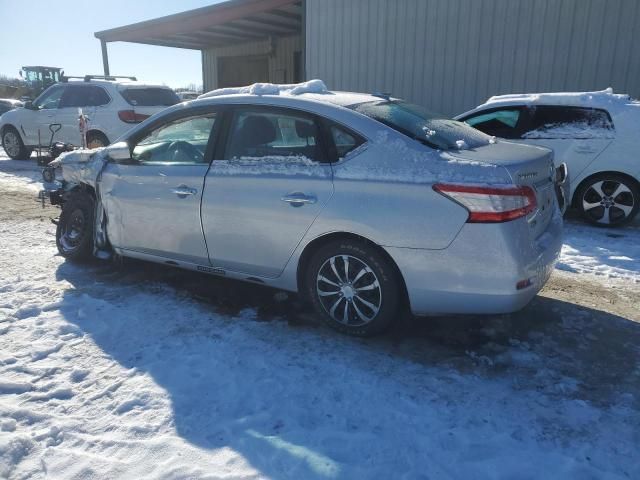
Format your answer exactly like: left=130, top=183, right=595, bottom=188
left=86, top=131, right=109, bottom=149
left=304, top=239, right=401, bottom=336
left=56, top=190, right=95, bottom=261
left=2, top=126, right=30, bottom=160
left=576, top=173, right=639, bottom=227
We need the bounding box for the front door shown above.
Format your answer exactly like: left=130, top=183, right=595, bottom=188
left=202, top=106, right=334, bottom=278
left=23, top=85, right=65, bottom=145
left=100, top=112, right=218, bottom=264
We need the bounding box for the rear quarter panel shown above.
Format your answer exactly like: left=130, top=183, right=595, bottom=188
left=307, top=141, right=486, bottom=250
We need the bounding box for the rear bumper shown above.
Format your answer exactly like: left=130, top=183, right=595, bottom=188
left=386, top=209, right=563, bottom=315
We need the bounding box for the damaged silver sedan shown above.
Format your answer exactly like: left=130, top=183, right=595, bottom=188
left=41, top=85, right=564, bottom=336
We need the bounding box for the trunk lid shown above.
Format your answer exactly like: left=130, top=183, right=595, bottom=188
left=445, top=140, right=556, bottom=238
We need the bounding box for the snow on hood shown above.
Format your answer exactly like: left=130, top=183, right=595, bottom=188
left=49, top=147, right=109, bottom=188
left=199, top=79, right=328, bottom=98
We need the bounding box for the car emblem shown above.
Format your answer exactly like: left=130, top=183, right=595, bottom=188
left=518, top=172, right=537, bottom=179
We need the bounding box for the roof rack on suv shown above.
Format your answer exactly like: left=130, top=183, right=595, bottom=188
left=61, top=75, right=137, bottom=83
left=84, top=75, right=137, bottom=82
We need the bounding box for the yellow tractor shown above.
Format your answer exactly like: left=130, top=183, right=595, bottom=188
left=19, top=66, right=64, bottom=99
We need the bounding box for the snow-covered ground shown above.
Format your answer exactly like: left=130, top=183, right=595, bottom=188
left=1, top=151, right=639, bottom=479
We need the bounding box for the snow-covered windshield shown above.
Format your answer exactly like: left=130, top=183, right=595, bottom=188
left=348, top=100, right=491, bottom=150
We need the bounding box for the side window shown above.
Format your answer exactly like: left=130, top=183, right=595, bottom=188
left=523, top=106, right=614, bottom=139
left=464, top=108, right=523, bottom=139
left=60, top=86, right=111, bottom=108
left=225, top=109, right=321, bottom=162
left=33, top=86, right=64, bottom=110
left=330, top=124, right=364, bottom=159
left=131, top=114, right=216, bottom=164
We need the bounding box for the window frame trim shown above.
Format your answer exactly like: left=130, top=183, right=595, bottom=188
left=123, top=106, right=225, bottom=167
left=216, top=104, right=332, bottom=164
left=59, top=85, right=112, bottom=109
left=33, top=85, right=66, bottom=110
left=521, top=105, right=615, bottom=139
left=459, top=105, right=529, bottom=139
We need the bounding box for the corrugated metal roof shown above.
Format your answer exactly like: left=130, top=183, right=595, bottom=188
left=95, top=0, right=302, bottom=49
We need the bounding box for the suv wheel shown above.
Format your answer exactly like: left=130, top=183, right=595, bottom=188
left=2, top=127, right=30, bottom=160
left=86, top=131, right=109, bottom=149
left=577, top=174, right=639, bottom=227
left=304, top=239, right=401, bottom=336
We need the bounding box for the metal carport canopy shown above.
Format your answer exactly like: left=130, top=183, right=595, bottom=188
left=94, top=0, right=302, bottom=75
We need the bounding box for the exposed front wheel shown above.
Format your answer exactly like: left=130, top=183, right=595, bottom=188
left=56, top=191, right=95, bottom=261
left=2, top=127, right=30, bottom=160
left=577, top=174, right=639, bottom=227
left=305, top=239, right=401, bottom=336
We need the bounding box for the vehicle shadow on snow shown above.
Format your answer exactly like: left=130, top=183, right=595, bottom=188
left=53, top=258, right=640, bottom=477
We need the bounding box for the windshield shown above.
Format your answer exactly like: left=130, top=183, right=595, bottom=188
left=348, top=100, right=491, bottom=150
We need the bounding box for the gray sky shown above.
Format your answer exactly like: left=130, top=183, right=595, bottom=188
left=0, top=0, right=224, bottom=88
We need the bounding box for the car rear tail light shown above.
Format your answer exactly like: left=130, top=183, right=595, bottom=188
left=516, top=278, right=533, bottom=290
left=118, top=110, right=150, bottom=123
left=433, top=184, right=537, bottom=223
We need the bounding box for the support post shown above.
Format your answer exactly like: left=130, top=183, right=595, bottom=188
left=100, top=40, right=110, bottom=76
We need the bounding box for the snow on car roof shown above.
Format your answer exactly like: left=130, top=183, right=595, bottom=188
left=198, top=79, right=383, bottom=107
left=485, top=87, right=637, bottom=109
left=199, top=79, right=329, bottom=98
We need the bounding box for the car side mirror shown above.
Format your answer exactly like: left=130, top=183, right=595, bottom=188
left=24, top=101, right=34, bottom=110
left=105, top=141, right=132, bottom=163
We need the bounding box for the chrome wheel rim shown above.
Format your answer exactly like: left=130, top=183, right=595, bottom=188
left=316, top=255, right=382, bottom=327
left=3, top=131, right=20, bottom=157
left=582, top=180, right=635, bottom=225
left=59, top=209, right=85, bottom=252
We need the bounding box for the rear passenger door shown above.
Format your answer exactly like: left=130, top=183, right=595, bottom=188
left=520, top=106, right=614, bottom=177
left=57, top=85, right=111, bottom=146
left=201, top=106, right=334, bottom=278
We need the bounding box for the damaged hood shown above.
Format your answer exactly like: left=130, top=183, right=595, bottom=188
left=49, top=147, right=109, bottom=188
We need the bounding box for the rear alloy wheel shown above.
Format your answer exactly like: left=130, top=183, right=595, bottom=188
left=2, top=127, right=30, bottom=160
left=578, top=174, right=639, bottom=227
left=305, top=240, right=401, bottom=336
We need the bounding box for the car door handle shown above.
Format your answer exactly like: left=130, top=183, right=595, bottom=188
left=171, top=185, right=198, bottom=198
left=281, top=192, right=317, bottom=207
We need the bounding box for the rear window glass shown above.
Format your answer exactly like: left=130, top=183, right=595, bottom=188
left=348, top=100, right=491, bottom=150
left=119, top=88, right=179, bottom=107
left=523, top=106, right=614, bottom=139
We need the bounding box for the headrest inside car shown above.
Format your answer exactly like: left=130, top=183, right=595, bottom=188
left=238, top=115, right=277, bottom=146
left=295, top=119, right=316, bottom=139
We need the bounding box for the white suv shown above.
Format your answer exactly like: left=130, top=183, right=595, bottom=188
left=0, top=76, right=180, bottom=159
left=457, top=89, right=640, bottom=226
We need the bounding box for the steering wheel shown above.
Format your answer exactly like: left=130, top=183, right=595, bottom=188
left=167, top=140, right=202, bottom=163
